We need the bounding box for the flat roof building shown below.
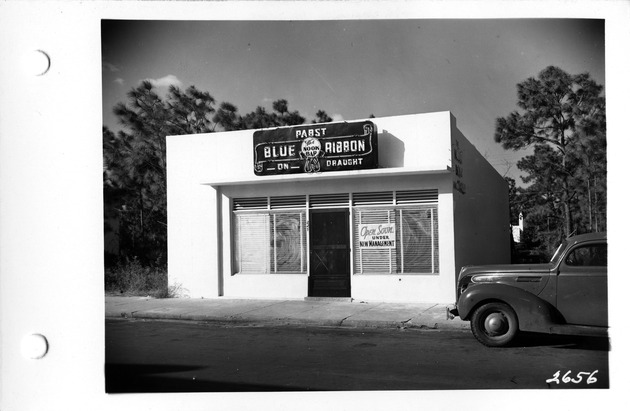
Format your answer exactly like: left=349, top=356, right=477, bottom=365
left=167, top=111, right=510, bottom=303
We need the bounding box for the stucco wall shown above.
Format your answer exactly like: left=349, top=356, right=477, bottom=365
left=374, top=112, right=453, bottom=170
left=450, top=115, right=511, bottom=280
left=166, top=140, right=220, bottom=297
left=171, top=111, right=454, bottom=186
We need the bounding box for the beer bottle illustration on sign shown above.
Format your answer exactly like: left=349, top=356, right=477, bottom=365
left=300, top=137, right=324, bottom=173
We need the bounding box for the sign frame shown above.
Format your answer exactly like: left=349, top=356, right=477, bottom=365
left=253, top=120, right=378, bottom=176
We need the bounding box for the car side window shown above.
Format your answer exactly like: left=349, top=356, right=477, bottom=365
left=564, top=244, right=607, bottom=267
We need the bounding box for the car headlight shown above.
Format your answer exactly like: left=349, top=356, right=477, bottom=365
left=457, top=277, right=472, bottom=299
left=471, top=274, right=497, bottom=283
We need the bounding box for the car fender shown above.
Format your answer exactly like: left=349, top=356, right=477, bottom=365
left=457, top=283, right=561, bottom=333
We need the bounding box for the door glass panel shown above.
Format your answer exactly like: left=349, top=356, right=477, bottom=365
left=565, top=244, right=607, bottom=266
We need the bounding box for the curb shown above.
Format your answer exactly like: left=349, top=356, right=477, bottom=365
left=105, top=296, right=471, bottom=331
left=107, top=310, right=471, bottom=331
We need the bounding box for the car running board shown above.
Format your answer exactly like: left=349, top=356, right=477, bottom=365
left=548, top=324, right=608, bottom=337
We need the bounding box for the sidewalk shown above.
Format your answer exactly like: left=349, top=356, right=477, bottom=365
left=105, top=296, right=470, bottom=331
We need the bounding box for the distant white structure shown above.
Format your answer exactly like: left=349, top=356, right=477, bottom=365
left=512, top=212, right=524, bottom=243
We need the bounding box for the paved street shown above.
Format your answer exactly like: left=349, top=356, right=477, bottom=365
left=106, top=319, right=609, bottom=392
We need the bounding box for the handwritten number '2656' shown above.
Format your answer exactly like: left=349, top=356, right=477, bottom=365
left=546, top=370, right=598, bottom=385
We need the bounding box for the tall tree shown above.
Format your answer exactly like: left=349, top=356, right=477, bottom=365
left=569, top=125, right=607, bottom=233
left=212, top=102, right=243, bottom=131
left=106, top=81, right=220, bottom=264
left=495, top=66, right=606, bottom=243
left=313, top=109, right=333, bottom=124
left=106, top=83, right=322, bottom=265
left=239, top=99, right=306, bottom=129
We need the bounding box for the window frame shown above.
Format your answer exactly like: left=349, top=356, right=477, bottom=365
left=233, top=209, right=307, bottom=275
left=352, top=204, right=439, bottom=275
left=564, top=243, right=607, bottom=267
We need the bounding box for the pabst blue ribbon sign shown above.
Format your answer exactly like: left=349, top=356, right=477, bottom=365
left=253, top=121, right=378, bottom=176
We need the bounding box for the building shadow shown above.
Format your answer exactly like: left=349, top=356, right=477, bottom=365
left=377, top=130, right=405, bottom=168
left=105, top=363, right=307, bottom=393
left=513, top=332, right=610, bottom=351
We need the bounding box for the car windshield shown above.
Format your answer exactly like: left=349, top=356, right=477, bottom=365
left=549, top=240, right=568, bottom=264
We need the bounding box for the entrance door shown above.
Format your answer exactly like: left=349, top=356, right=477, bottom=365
left=308, top=210, right=351, bottom=297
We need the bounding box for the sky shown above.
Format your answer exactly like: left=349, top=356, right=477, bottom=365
left=101, top=19, right=605, bottom=185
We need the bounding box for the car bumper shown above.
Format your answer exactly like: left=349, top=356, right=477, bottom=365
left=446, top=304, right=459, bottom=320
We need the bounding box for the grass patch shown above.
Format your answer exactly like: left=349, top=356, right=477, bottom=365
left=105, top=257, right=182, bottom=298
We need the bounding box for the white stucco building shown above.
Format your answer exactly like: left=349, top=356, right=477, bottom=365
left=167, top=111, right=510, bottom=303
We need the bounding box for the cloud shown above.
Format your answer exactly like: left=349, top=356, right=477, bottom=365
left=114, top=78, right=124, bottom=85
left=103, top=61, right=120, bottom=72
left=143, top=74, right=182, bottom=89
left=331, top=113, right=344, bottom=122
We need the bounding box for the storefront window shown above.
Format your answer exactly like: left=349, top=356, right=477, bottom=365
left=234, top=211, right=307, bottom=274
left=354, top=206, right=438, bottom=274
left=233, top=191, right=438, bottom=275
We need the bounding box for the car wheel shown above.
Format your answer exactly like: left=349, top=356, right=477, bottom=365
left=470, top=302, right=518, bottom=347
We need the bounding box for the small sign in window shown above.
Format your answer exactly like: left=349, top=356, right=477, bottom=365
left=358, top=223, right=396, bottom=249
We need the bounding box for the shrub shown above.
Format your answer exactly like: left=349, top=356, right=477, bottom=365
left=105, top=257, right=181, bottom=298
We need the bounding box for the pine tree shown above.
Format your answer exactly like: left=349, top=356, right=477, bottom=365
left=496, top=66, right=606, bottom=250
left=106, top=83, right=324, bottom=264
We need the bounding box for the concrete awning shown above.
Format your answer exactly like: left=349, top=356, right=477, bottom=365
left=203, top=166, right=452, bottom=187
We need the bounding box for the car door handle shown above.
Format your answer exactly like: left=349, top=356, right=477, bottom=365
left=516, top=276, right=542, bottom=282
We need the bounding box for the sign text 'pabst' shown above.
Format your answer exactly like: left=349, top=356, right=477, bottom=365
left=253, top=121, right=378, bottom=175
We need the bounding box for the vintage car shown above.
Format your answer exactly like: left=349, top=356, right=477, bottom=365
left=449, top=232, right=607, bottom=347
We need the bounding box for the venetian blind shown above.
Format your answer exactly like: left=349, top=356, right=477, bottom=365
left=353, top=205, right=439, bottom=274
left=233, top=211, right=307, bottom=274
left=233, top=195, right=307, bottom=274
